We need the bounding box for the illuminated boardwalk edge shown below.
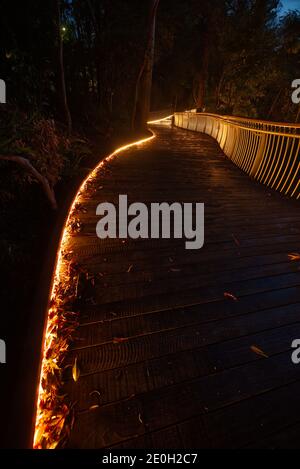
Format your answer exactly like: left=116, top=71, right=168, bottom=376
left=33, top=133, right=155, bottom=449
left=35, top=123, right=300, bottom=449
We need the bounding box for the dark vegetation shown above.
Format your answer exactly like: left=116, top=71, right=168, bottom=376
left=0, top=0, right=299, bottom=447
left=154, top=0, right=300, bottom=119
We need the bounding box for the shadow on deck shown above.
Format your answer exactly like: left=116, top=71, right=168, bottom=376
left=62, top=124, right=300, bottom=449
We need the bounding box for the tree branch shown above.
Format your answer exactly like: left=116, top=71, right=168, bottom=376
left=0, top=155, right=58, bottom=209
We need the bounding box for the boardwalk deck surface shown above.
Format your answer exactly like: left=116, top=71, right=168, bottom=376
left=63, top=124, right=300, bottom=449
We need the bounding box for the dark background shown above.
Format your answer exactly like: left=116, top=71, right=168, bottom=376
left=0, top=0, right=299, bottom=448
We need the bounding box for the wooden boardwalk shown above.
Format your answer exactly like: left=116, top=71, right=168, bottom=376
left=62, top=123, right=300, bottom=449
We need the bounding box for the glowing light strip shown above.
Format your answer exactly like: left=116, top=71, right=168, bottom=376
left=175, top=111, right=300, bottom=198
left=33, top=131, right=155, bottom=449
left=147, top=114, right=173, bottom=124
left=184, top=111, right=300, bottom=129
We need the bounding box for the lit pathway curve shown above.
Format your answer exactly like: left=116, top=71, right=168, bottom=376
left=38, top=123, right=300, bottom=449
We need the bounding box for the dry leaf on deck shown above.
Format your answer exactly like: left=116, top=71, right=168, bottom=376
left=231, top=234, right=241, bottom=247
left=89, top=405, right=100, bottom=411
left=72, top=357, right=80, bottom=382
left=250, top=345, right=268, bottom=358
left=224, top=292, right=238, bottom=301
left=288, top=253, right=300, bottom=261
left=113, top=337, right=129, bottom=344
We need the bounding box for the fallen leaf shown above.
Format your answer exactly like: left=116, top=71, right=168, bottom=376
left=72, top=357, right=80, bottom=382
left=231, top=234, right=241, bottom=247
left=224, top=292, right=238, bottom=301
left=288, top=253, right=300, bottom=261
left=113, top=337, right=129, bottom=344
left=89, top=390, right=101, bottom=398
left=250, top=345, right=268, bottom=358
left=89, top=405, right=100, bottom=411
left=88, top=390, right=101, bottom=407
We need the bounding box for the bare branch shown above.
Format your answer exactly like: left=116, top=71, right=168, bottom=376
left=0, top=155, right=58, bottom=210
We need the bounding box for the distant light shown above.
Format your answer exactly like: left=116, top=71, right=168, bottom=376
left=62, top=27, right=66, bottom=32
left=147, top=114, right=174, bottom=124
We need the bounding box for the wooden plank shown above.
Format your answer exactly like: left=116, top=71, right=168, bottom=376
left=73, top=301, right=300, bottom=350
left=67, top=351, right=298, bottom=448
left=60, top=125, right=300, bottom=449
left=75, top=262, right=299, bottom=303
left=245, top=421, right=300, bottom=449
left=178, top=379, right=300, bottom=449
left=64, top=320, right=298, bottom=411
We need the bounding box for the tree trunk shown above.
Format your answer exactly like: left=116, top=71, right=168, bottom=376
left=195, top=24, right=210, bottom=111
left=55, top=0, right=72, bottom=135
left=296, top=105, right=300, bottom=124
left=132, top=0, right=160, bottom=132
left=268, top=88, right=282, bottom=120
left=215, top=70, right=225, bottom=110
left=87, top=0, right=102, bottom=105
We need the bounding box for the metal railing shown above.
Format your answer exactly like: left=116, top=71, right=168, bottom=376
left=174, top=112, right=300, bottom=199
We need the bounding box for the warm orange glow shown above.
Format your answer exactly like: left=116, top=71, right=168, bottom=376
left=33, top=131, right=155, bottom=449
left=147, top=114, right=173, bottom=124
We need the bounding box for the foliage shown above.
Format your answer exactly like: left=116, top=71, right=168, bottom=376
left=1, top=1, right=299, bottom=123
left=153, top=0, right=300, bottom=121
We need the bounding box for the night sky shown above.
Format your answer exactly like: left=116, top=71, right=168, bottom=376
left=280, top=0, right=300, bottom=13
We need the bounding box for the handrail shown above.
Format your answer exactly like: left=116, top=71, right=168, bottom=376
left=196, top=112, right=300, bottom=130
left=174, top=112, right=300, bottom=199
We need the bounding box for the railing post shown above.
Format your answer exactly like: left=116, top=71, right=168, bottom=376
left=250, top=133, right=267, bottom=178
left=173, top=111, right=300, bottom=198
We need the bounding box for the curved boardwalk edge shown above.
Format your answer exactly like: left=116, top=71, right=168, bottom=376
left=33, top=133, right=155, bottom=449
left=35, top=123, right=300, bottom=449
left=175, top=112, right=300, bottom=200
